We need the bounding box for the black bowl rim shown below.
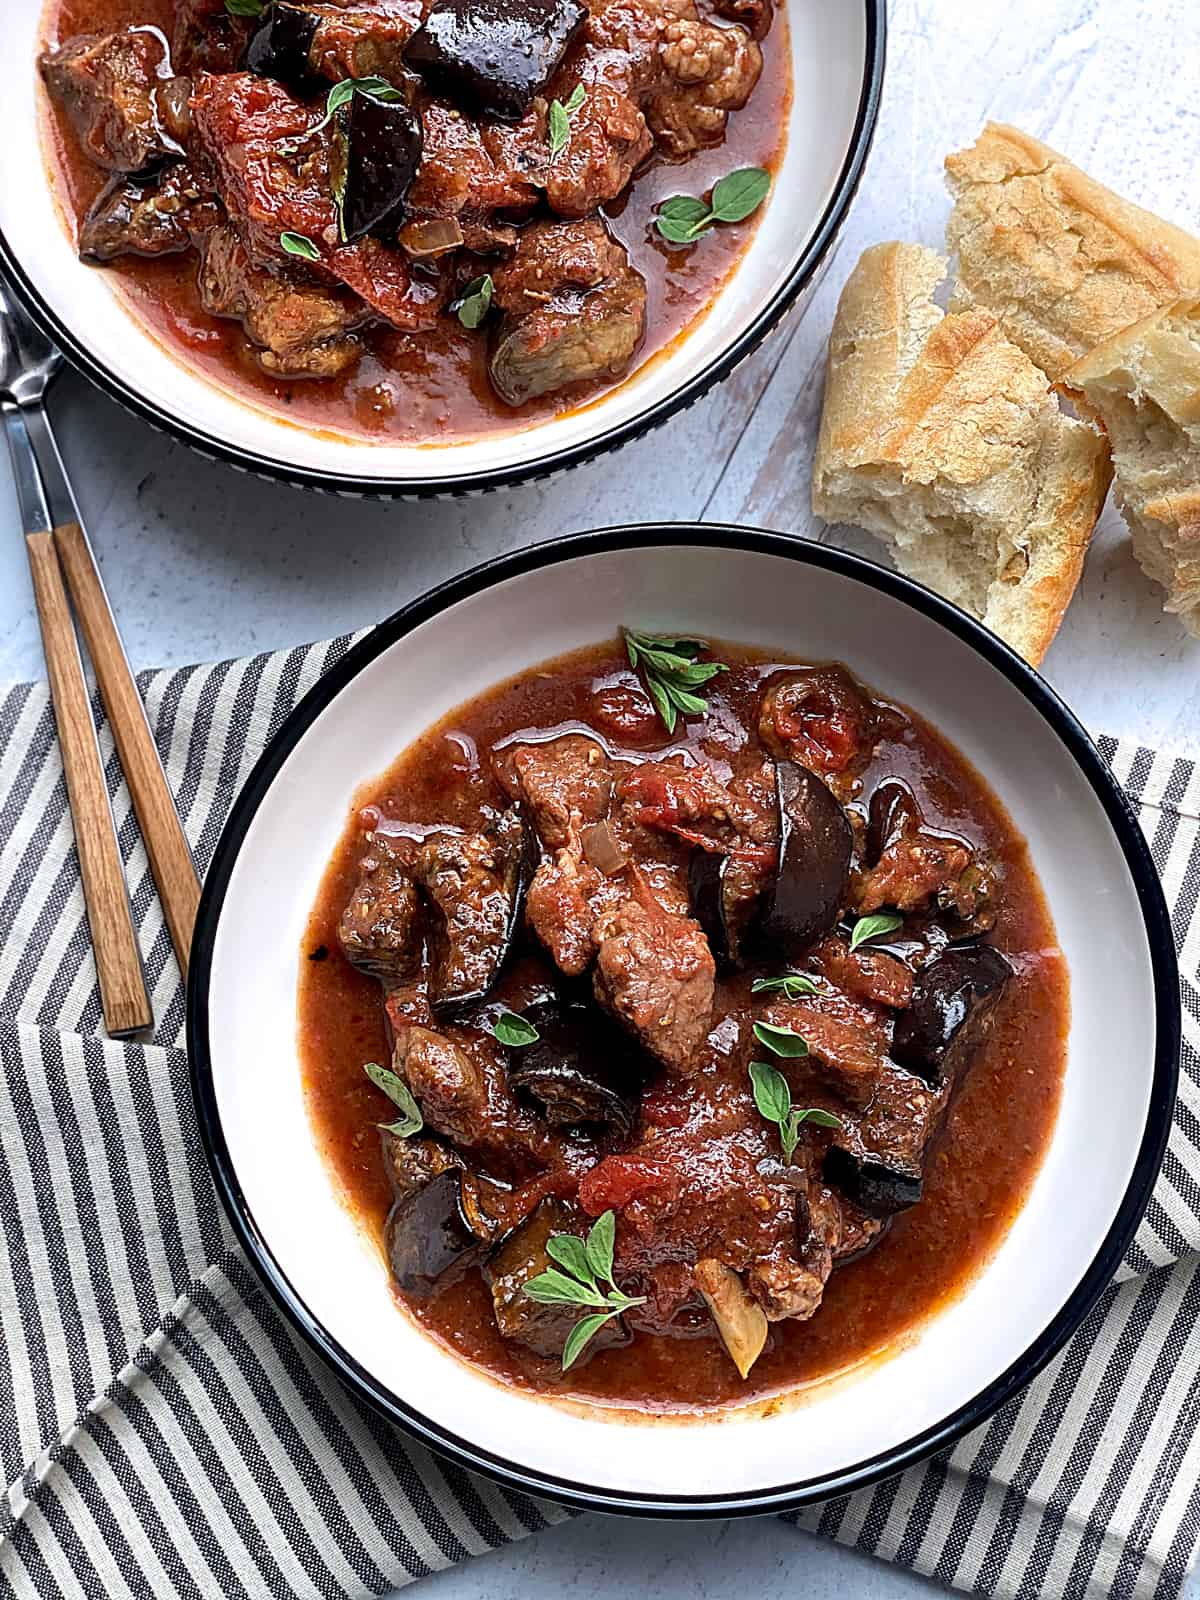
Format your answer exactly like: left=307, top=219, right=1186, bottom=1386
left=187, top=525, right=1181, bottom=1515
left=6, top=3, right=886, bottom=500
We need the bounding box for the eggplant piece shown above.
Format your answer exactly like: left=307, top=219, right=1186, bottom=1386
left=824, top=1141, right=924, bottom=1217
left=404, top=0, right=588, bottom=119
left=759, top=761, right=853, bottom=960
left=385, top=1168, right=495, bottom=1296
left=823, top=1059, right=946, bottom=1218
left=247, top=2, right=322, bottom=92
left=338, top=851, right=423, bottom=985
left=689, top=849, right=733, bottom=966
left=416, top=807, right=537, bottom=1015
left=379, top=1129, right=458, bottom=1205
left=507, top=993, right=644, bottom=1134
left=489, top=265, right=647, bottom=406
left=825, top=951, right=1009, bottom=1216
left=334, top=91, right=423, bottom=244
left=892, top=945, right=1012, bottom=1085
left=865, top=777, right=921, bottom=865
left=486, top=1198, right=630, bottom=1361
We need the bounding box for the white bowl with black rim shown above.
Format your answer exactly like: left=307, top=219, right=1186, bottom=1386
left=3, top=0, right=884, bottom=497
left=187, top=526, right=1179, bottom=1514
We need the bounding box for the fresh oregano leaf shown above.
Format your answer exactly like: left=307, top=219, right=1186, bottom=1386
left=456, top=273, right=494, bottom=330
left=849, top=912, right=904, bottom=953
left=562, top=1310, right=620, bottom=1371
left=362, top=1061, right=423, bottom=1137
left=752, top=973, right=822, bottom=999
left=752, top=1020, right=810, bottom=1059
left=492, top=1009, right=539, bottom=1047
left=280, top=231, right=321, bottom=261
left=709, top=166, right=771, bottom=223
left=585, top=1209, right=617, bottom=1286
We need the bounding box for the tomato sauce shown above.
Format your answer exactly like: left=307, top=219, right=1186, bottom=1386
left=298, top=641, right=1068, bottom=1413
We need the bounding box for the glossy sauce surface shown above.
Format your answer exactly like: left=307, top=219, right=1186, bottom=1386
left=39, top=0, right=791, bottom=444
left=298, top=642, right=1068, bottom=1413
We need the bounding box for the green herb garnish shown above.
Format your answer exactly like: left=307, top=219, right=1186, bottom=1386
left=363, top=1061, right=424, bottom=1138
left=752, top=1020, right=809, bottom=1059
left=748, top=1061, right=841, bottom=1164
left=225, top=0, right=264, bottom=15
left=548, top=83, right=586, bottom=156
left=523, top=1210, right=646, bottom=1369
left=306, top=75, right=404, bottom=138
left=655, top=167, right=771, bottom=245
left=849, top=912, right=904, bottom=953
left=492, top=1010, right=539, bottom=1047
left=751, top=973, right=823, bottom=1000
left=623, top=628, right=727, bottom=734
left=456, top=273, right=494, bottom=330
left=280, top=231, right=321, bottom=261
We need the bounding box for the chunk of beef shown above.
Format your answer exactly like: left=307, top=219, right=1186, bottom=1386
left=412, top=809, right=531, bottom=1011
left=593, top=890, right=715, bottom=1073
left=824, top=1060, right=949, bottom=1217
left=763, top=994, right=890, bottom=1108
left=486, top=1198, right=630, bottom=1361
left=541, top=81, right=652, bottom=217
left=174, top=0, right=253, bottom=73
left=496, top=734, right=613, bottom=849
left=488, top=219, right=647, bottom=404
left=748, top=1168, right=839, bottom=1321
left=617, top=754, right=775, bottom=854
left=759, top=665, right=880, bottom=778
left=750, top=1164, right=884, bottom=1320
left=579, top=0, right=758, bottom=160
left=79, top=164, right=221, bottom=261
left=405, top=99, right=543, bottom=226
left=189, top=69, right=330, bottom=256
left=198, top=224, right=367, bottom=378
left=338, top=839, right=423, bottom=982
left=526, top=839, right=610, bottom=974
left=190, top=72, right=447, bottom=329
left=644, top=10, right=761, bottom=155
left=392, top=1021, right=563, bottom=1174
left=40, top=29, right=186, bottom=173
left=811, top=935, right=914, bottom=1010
left=294, top=1, right=423, bottom=82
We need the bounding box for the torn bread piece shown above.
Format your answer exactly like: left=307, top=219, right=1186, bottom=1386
left=945, top=123, right=1200, bottom=385
left=1070, top=297, right=1200, bottom=636
left=812, top=242, right=1112, bottom=666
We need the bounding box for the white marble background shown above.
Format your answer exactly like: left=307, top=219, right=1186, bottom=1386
left=2, top=0, right=1198, bottom=1594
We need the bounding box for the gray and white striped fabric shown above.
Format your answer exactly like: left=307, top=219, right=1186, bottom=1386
left=1, top=639, right=1197, bottom=1600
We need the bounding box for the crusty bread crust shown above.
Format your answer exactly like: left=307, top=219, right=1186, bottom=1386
left=813, top=242, right=1112, bottom=665
left=1070, top=296, right=1200, bottom=635
left=945, top=123, right=1200, bottom=384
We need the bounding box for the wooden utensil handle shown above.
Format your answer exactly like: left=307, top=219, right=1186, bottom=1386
left=25, top=532, right=152, bottom=1039
left=53, top=521, right=201, bottom=977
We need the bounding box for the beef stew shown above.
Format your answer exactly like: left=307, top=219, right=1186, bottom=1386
left=38, top=0, right=788, bottom=442
left=299, top=634, right=1067, bottom=1411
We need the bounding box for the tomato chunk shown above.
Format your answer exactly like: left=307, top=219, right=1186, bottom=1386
left=760, top=667, right=876, bottom=775
left=578, top=1155, right=679, bottom=1215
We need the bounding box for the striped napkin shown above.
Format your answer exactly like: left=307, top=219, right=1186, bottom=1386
left=1, top=637, right=1197, bottom=1600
